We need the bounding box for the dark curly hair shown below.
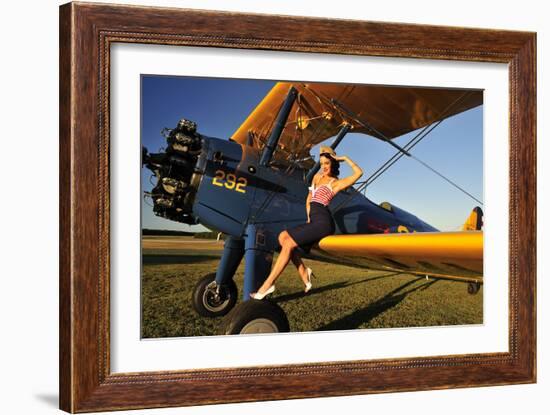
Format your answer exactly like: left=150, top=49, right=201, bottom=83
left=320, top=153, right=340, bottom=177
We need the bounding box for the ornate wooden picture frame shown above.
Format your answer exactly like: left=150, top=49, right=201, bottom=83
left=59, top=2, right=536, bottom=412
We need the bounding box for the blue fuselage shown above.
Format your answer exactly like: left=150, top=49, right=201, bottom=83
left=192, top=136, right=437, bottom=252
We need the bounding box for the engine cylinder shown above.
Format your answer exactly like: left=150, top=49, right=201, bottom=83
left=143, top=118, right=203, bottom=224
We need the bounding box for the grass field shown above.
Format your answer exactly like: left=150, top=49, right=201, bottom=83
left=141, top=236, right=483, bottom=338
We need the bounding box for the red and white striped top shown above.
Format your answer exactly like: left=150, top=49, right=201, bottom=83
left=310, top=178, right=336, bottom=206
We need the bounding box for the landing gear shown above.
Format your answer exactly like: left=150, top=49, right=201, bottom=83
left=467, top=281, right=482, bottom=295
left=218, top=224, right=289, bottom=334
left=192, top=273, right=238, bottom=317
left=219, top=300, right=290, bottom=335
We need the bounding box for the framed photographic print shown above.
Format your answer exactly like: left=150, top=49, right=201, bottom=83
left=139, top=75, right=484, bottom=340
left=59, top=2, right=536, bottom=412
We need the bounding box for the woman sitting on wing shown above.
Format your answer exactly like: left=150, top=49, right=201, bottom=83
left=251, top=146, right=363, bottom=299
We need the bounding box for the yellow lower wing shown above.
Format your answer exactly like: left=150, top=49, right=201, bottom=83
left=318, top=231, right=483, bottom=281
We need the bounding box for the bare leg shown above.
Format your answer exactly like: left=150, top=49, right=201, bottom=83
left=291, top=251, right=309, bottom=285
left=256, top=231, right=297, bottom=294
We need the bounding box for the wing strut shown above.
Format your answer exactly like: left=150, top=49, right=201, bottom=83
left=331, top=96, right=483, bottom=205
left=330, top=98, right=412, bottom=157
left=259, top=87, right=298, bottom=166
left=332, top=91, right=484, bottom=212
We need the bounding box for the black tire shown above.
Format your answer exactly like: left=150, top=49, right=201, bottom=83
left=467, top=281, right=481, bottom=295
left=219, top=300, right=290, bottom=335
left=192, top=273, right=238, bottom=317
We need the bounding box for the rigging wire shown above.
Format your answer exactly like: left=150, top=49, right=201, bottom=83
left=356, top=117, right=445, bottom=192
left=333, top=90, right=484, bottom=212
left=254, top=86, right=484, bottom=222
left=409, top=154, right=484, bottom=206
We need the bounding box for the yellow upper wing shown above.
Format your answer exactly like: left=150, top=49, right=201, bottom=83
left=231, top=82, right=482, bottom=161
left=317, top=231, right=483, bottom=281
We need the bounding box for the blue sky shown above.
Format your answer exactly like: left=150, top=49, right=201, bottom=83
left=141, top=75, right=483, bottom=232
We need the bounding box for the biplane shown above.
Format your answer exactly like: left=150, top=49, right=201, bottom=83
left=142, top=81, right=483, bottom=335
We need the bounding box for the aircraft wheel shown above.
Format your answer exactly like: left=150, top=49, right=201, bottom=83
left=192, top=273, right=237, bottom=317
left=467, top=281, right=481, bottom=295
left=219, top=300, right=290, bottom=335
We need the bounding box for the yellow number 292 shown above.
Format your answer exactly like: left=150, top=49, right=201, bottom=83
left=212, top=170, right=247, bottom=194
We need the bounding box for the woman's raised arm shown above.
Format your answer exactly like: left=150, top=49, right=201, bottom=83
left=331, top=156, right=363, bottom=193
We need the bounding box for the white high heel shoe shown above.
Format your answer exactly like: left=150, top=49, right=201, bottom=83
left=304, top=267, right=315, bottom=293
left=250, top=285, right=275, bottom=300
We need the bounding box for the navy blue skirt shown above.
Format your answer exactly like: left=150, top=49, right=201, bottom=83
left=287, top=202, right=335, bottom=252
